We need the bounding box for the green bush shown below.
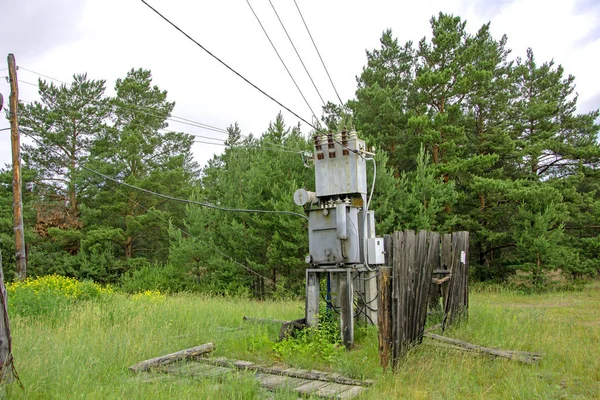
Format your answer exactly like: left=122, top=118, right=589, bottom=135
left=6, top=274, right=113, bottom=316
left=119, top=263, right=199, bottom=294
left=273, top=311, right=343, bottom=364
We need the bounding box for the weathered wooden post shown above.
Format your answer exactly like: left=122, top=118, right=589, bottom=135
left=0, top=252, right=14, bottom=384
left=339, top=269, right=354, bottom=348
left=377, top=266, right=392, bottom=370
left=305, top=271, right=320, bottom=327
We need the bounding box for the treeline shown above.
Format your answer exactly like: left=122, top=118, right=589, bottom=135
left=0, top=13, right=598, bottom=295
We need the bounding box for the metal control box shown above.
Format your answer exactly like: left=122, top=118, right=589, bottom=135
left=367, top=237, right=385, bottom=265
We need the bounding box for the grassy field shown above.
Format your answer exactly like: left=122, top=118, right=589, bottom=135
left=4, top=282, right=600, bottom=399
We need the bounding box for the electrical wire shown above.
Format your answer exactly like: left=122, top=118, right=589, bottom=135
left=245, top=0, right=320, bottom=128
left=267, top=0, right=326, bottom=106
left=101, top=181, right=281, bottom=286
left=17, top=67, right=314, bottom=154
left=292, top=0, right=345, bottom=107
left=19, top=128, right=309, bottom=221
left=140, top=0, right=317, bottom=130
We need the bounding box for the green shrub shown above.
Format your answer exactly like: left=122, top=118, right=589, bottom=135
left=6, top=274, right=113, bottom=316
left=273, top=312, right=343, bottom=364
left=119, top=263, right=199, bottom=294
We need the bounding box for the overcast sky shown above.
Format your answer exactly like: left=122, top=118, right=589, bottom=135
left=1, top=0, right=599, bottom=170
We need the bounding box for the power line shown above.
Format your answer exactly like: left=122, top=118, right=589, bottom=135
left=17, top=66, right=314, bottom=154
left=80, top=165, right=309, bottom=221
left=245, top=0, right=320, bottom=127
left=140, top=0, right=317, bottom=130
left=19, top=127, right=309, bottom=220
left=17, top=66, right=230, bottom=136
left=17, top=66, right=70, bottom=86
left=102, top=180, right=277, bottom=284
left=267, top=0, right=326, bottom=107
left=293, top=0, right=345, bottom=107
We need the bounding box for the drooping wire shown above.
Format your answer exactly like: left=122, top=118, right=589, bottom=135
left=267, top=0, right=326, bottom=107
left=17, top=66, right=231, bottom=136
left=293, top=0, right=345, bottom=107
left=101, top=180, right=280, bottom=286
left=17, top=66, right=313, bottom=154
left=245, top=0, right=321, bottom=128
left=139, top=0, right=317, bottom=130
left=18, top=127, right=301, bottom=293
left=19, top=128, right=309, bottom=221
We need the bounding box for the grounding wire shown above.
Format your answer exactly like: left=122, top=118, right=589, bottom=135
left=267, top=0, right=326, bottom=106
left=292, top=0, right=345, bottom=108
left=140, top=0, right=317, bottom=130
left=244, top=0, right=321, bottom=128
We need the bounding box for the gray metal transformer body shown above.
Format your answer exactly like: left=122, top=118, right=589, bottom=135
left=295, top=130, right=384, bottom=267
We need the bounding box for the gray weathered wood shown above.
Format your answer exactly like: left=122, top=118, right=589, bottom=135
left=195, top=357, right=374, bottom=387
left=128, top=343, right=214, bottom=372
left=305, top=271, right=320, bottom=327
left=0, top=252, right=14, bottom=383
left=377, top=266, right=392, bottom=371
left=339, top=269, right=354, bottom=348
left=424, top=333, right=541, bottom=364
left=8, top=54, right=26, bottom=281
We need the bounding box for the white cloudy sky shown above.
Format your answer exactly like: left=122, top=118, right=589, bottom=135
left=1, top=0, right=599, bottom=170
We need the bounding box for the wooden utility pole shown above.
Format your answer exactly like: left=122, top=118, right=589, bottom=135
left=7, top=54, right=26, bottom=281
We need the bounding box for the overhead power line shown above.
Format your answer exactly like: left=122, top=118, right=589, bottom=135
left=267, top=0, right=326, bottom=107
left=293, top=0, right=345, bottom=107
left=17, top=66, right=230, bottom=136
left=19, top=128, right=310, bottom=222
left=102, top=180, right=278, bottom=284
left=140, top=0, right=317, bottom=130
left=245, top=0, right=320, bottom=127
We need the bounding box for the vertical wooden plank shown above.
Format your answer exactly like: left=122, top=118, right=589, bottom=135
left=305, top=271, right=320, bottom=328
left=377, top=266, right=392, bottom=371
left=441, top=233, right=452, bottom=313
left=428, top=233, right=442, bottom=310
left=391, top=231, right=402, bottom=368
left=418, top=232, right=438, bottom=339
left=400, top=230, right=415, bottom=357
left=339, top=269, right=354, bottom=349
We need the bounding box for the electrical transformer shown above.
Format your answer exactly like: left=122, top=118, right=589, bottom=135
left=294, top=129, right=384, bottom=267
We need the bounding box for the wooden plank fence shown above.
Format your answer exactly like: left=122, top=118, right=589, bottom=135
left=378, top=230, right=469, bottom=371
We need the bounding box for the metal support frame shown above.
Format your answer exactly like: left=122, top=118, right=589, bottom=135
left=305, top=266, right=378, bottom=348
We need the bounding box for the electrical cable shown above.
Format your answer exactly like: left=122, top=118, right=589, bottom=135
left=18, top=129, right=303, bottom=297
left=292, top=0, right=345, bottom=107
left=140, top=0, right=317, bottom=130
left=267, top=0, right=326, bottom=106
left=101, top=181, right=280, bottom=286
left=17, top=66, right=313, bottom=154
left=245, top=0, right=321, bottom=128
left=19, top=128, right=309, bottom=221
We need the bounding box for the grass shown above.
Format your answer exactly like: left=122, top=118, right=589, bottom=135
left=4, top=282, right=600, bottom=399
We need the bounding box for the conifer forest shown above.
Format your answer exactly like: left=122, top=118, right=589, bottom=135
left=2, top=13, right=599, bottom=296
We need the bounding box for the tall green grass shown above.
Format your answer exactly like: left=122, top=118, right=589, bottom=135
left=4, top=282, right=600, bottom=399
